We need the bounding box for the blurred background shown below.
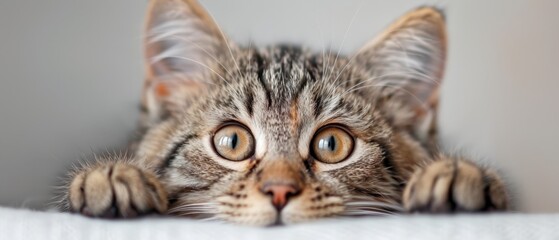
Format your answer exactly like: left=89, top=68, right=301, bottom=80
left=0, top=0, right=558, bottom=212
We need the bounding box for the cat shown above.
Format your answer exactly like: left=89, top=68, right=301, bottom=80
left=60, top=0, right=509, bottom=226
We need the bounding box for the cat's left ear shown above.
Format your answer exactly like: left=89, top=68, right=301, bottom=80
left=141, top=0, right=233, bottom=125
left=354, top=7, right=447, bottom=144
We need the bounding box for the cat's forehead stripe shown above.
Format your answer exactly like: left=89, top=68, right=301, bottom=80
left=252, top=46, right=310, bottom=105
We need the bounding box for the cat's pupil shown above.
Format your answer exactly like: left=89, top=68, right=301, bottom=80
left=230, top=133, right=238, bottom=149
left=318, top=135, right=336, bottom=152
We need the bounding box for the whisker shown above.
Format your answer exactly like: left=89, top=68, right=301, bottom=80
left=312, top=1, right=328, bottom=84
left=168, top=206, right=216, bottom=213
left=171, top=36, right=235, bottom=81
left=344, top=207, right=396, bottom=214
left=345, top=205, right=403, bottom=213
left=345, top=201, right=402, bottom=209
left=345, top=82, right=428, bottom=109
left=204, top=9, right=247, bottom=82
left=200, top=216, right=222, bottom=222
left=161, top=56, right=226, bottom=85
left=345, top=206, right=400, bottom=214
left=327, top=5, right=361, bottom=82
left=344, top=197, right=405, bottom=216
left=167, top=202, right=217, bottom=215
left=343, top=203, right=400, bottom=215
left=177, top=211, right=215, bottom=216
left=170, top=206, right=216, bottom=211
left=341, top=210, right=395, bottom=216
left=342, top=213, right=393, bottom=217
left=342, top=73, right=394, bottom=94
left=180, top=203, right=218, bottom=207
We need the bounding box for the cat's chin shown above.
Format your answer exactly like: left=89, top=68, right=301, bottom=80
left=218, top=213, right=279, bottom=227
left=211, top=207, right=340, bottom=226
left=222, top=207, right=342, bottom=226
left=221, top=214, right=321, bottom=227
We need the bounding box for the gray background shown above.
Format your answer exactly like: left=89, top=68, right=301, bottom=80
left=0, top=0, right=558, bottom=212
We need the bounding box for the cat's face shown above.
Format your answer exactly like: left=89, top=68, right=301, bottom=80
left=136, top=0, right=446, bottom=225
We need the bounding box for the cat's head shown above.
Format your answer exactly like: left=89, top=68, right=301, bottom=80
left=136, top=0, right=446, bottom=225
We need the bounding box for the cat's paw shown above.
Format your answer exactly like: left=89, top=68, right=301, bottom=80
left=67, top=162, right=168, bottom=218
left=402, top=158, right=508, bottom=213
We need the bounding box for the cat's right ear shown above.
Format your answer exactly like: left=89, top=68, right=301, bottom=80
left=142, top=0, right=231, bottom=124
left=352, top=7, right=446, bottom=146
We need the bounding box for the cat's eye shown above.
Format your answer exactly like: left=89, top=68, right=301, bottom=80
left=311, top=126, right=354, bottom=164
left=213, top=124, right=255, bottom=161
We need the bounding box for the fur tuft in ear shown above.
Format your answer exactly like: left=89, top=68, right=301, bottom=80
left=141, top=0, right=233, bottom=125
left=354, top=7, right=447, bottom=147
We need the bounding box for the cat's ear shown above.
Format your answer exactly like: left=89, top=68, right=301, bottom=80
left=354, top=7, right=446, bottom=144
left=142, top=0, right=232, bottom=124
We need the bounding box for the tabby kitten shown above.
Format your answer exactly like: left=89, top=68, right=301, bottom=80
left=62, top=0, right=508, bottom=226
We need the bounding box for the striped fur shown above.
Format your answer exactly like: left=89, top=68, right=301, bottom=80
left=61, top=0, right=508, bottom=226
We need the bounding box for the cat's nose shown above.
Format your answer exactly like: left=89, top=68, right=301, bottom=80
left=260, top=183, right=301, bottom=211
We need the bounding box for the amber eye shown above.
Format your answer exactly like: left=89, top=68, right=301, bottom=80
left=311, top=126, right=354, bottom=164
left=213, top=124, right=255, bottom=161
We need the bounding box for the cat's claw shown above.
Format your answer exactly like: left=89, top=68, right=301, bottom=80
left=67, top=162, right=168, bottom=218
left=402, top=158, right=508, bottom=213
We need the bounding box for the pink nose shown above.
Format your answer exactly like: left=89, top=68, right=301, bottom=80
left=261, top=183, right=301, bottom=210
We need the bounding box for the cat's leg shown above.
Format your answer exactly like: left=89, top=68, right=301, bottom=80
left=402, top=156, right=508, bottom=212
left=65, top=159, right=168, bottom=218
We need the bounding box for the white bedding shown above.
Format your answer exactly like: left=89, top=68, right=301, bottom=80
left=1, top=207, right=558, bottom=240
